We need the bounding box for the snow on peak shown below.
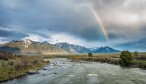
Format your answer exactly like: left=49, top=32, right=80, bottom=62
left=24, top=39, right=32, bottom=48
left=90, top=47, right=99, bottom=51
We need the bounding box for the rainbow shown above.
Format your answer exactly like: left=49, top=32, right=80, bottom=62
left=88, top=3, right=109, bottom=41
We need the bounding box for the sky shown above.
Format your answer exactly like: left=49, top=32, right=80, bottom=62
left=0, top=0, right=146, bottom=51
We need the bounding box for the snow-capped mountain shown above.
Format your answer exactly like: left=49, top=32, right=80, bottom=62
left=0, top=40, right=120, bottom=54
left=54, top=42, right=120, bottom=53
left=90, top=46, right=120, bottom=53
left=54, top=42, right=90, bottom=53
left=0, top=39, right=67, bottom=54
left=24, top=39, right=32, bottom=48
left=90, top=47, right=99, bottom=51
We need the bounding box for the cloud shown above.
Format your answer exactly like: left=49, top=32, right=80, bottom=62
left=0, top=0, right=146, bottom=50
left=115, top=38, right=146, bottom=51
left=89, top=0, right=146, bottom=41
left=0, top=0, right=107, bottom=42
left=22, top=33, right=50, bottom=42
left=0, top=28, right=28, bottom=41
left=49, top=33, right=106, bottom=48
left=0, top=37, right=7, bottom=44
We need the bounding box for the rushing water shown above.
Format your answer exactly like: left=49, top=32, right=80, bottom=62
left=2, top=58, right=146, bottom=84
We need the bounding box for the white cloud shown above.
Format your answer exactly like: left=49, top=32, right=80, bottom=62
left=0, top=37, right=7, bottom=44
left=49, top=33, right=85, bottom=44
left=22, top=34, right=50, bottom=42
left=49, top=33, right=106, bottom=48
left=89, top=0, right=146, bottom=41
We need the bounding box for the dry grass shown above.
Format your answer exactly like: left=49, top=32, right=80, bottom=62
left=0, top=55, right=47, bottom=82
left=43, top=52, right=146, bottom=69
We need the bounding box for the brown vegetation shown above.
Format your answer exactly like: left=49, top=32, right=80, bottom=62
left=44, top=52, right=146, bottom=69
left=0, top=52, right=48, bottom=82
left=0, top=51, right=15, bottom=60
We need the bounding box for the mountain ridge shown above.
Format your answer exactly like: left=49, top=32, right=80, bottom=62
left=0, top=39, right=68, bottom=54
left=0, top=39, right=120, bottom=54
left=54, top=42, right=120, bottom=53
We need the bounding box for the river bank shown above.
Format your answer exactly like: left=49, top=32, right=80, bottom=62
left=0, top=55, right=49, bottom=82
left=43, top=53, right=146, bottom=70
left=2, top=58, right=146, bottom=84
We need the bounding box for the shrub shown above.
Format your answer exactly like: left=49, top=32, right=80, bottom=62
left=88, top=53, right=93, bottom=60
left=14, top=63, right=22, bottom=71
left=120, top=50, right=133, bottom=66
left=0, top=51, right=14, bottom=60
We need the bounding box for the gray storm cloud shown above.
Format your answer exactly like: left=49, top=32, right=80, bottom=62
left=0, top=0, right=107, bottom=41
left=0, top=0, right=146, bottom=50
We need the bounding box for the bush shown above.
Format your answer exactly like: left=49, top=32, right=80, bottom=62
left=0, top=51, right=14, bottom=60
left=120, top=50, right=133, bottom=66
left=88, top=53, right=93, bottom=60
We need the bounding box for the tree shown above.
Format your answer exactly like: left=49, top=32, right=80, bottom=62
left=120, top=50, right=133, bottom=66
left=88, top=53, right=93, bottom=60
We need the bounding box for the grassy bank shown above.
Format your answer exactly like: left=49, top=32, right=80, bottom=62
left=43, top=52, right=146, bottom=69
left=0, top=52, right=48, bottom=82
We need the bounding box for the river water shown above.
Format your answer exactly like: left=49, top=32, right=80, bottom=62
left=2, top=58, right=146, bottom=84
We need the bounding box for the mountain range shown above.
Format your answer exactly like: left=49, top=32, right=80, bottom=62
left=0, top=39, right=67, bottom=54
left=0, top=39, right=120, bottom=54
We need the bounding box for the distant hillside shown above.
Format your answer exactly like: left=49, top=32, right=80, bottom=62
left=0, top=39, right=67, bottom=54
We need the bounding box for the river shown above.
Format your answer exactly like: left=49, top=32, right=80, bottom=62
left=2, top=58, right=146, bottom=84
